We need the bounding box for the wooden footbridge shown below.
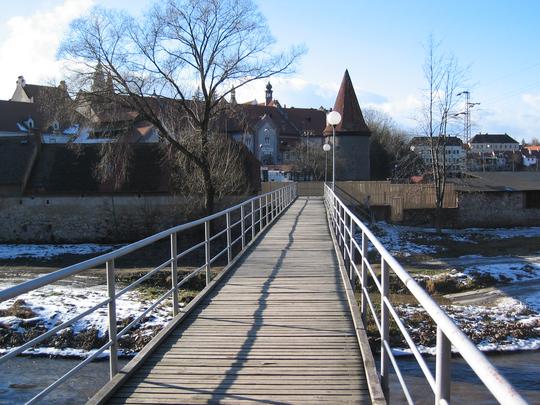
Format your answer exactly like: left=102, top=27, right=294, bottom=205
left=0, top=184, right=529, bottom=404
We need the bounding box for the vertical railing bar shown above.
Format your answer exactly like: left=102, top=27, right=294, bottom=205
left=106, top=259, right=118, bottom=379
left=381, top=257, right=390, bottom=400
left=435, top=327, right=452, bottom=404
left=349, top=216, right=355, bottom=290
left=265, top=194, right=268, bottom=227
left=361, top=231, right=368, bottom=324
left=251, top=199, right=255, bottom=241
left=170, top=232, right=179, bottom=316
left=241, top=205, right=246, bottom=249
left=205, top=220, right=211, bottom=286
left=226, top=211, right=232, bottom=264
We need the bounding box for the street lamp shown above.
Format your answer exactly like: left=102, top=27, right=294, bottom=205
left=323, top=143, right=331, bottom=183
left=326, top=111, right=342, bottom=191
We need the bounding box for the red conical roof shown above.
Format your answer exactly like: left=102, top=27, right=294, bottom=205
left=324, top=70, right=370, bottom=136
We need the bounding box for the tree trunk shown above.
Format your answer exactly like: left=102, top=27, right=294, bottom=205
left=202, top=164, right=215, bottom=215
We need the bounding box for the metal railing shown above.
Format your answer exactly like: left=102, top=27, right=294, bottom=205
left=0, top=183, right=297, bottom=404
left=323, top=184, right=528, bottom=405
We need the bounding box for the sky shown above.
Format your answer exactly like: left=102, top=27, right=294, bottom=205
left=1, top=0, right=540, bottom=141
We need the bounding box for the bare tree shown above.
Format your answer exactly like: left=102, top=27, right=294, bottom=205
left=289, top=141, right=326, bottom=180
left=420, top=37, right=466, bottom=230
left=364, top=109, right=412, bottom=180
left=59, top=0, right=304, bottom=213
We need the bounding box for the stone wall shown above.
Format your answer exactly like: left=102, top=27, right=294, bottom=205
left=0, top=195, right=246, bottom=243
left=402, top=191, right=540, bottom=228
left=456, top=191, right=540, bottom=227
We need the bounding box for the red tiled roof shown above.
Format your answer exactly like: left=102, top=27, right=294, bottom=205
left=324, top=70, right=370, bottom=136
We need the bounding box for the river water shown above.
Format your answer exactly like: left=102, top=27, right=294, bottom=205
left=389, top=351, right=540, bottom=404
left=0, top=352, right=537, bottom=404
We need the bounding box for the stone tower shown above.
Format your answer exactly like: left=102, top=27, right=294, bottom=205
left=324, top=70, right=371, bottom=180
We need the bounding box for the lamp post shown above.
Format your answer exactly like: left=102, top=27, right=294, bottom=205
left=323, top=143, right=331, bottom=183
left=326, top=111, right=342, bottom=191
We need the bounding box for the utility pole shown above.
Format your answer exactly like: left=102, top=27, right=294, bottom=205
left=457, top=91, right=480, bottom=145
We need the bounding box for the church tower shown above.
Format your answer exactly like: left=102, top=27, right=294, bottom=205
left=324, top=70, right=371, bottom=180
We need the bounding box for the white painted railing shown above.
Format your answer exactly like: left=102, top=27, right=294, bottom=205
left=324, top=184, right=528, bottom=405
left=0, top=183, right=297, bottom=404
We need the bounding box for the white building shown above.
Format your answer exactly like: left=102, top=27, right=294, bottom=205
left=410, top=136, right=466, bottom=175
left=469, top=133, right=519, bottom=152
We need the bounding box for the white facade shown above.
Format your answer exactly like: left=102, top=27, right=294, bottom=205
left=411, top=143, right=466, bottom=174
left=470, top=142, right=519, bottom=152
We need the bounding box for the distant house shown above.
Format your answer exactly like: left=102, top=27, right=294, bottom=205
left=409, top=136, right=465, bottom=176
left=469, top=133, right=519, bottom=152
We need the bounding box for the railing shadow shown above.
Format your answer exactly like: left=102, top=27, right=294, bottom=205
left=207, top=197, right=309, bottom=403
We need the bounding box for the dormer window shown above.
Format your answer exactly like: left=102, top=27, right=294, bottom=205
left=52, top=121, right=60, bottom=131
left=26, top=117, right=34, bottom=129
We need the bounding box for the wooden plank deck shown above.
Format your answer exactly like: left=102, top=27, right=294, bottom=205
left=105, top=197, right=373, bottom=404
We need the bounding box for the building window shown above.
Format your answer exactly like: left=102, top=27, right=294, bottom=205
left=265, top=135, right=270, bottom=145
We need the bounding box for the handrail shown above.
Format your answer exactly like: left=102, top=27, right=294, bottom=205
left=0, top=183, right=298, bottom=404
left=323, top=184, right=528, bottom=405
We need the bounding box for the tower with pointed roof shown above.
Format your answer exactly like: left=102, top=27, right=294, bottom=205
left=324, top=70, right=371, bottom=180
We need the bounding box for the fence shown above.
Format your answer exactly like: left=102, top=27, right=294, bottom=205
left=263, top=181, right=458, bottom=221
left=324, top=184, right=527, bottom=405
left=261, top=181, right=324, bottom=196
left=0, top=183, right=297, bottom=404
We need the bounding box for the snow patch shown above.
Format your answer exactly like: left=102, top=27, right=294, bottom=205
left=0, top=244, right=120, bottom=260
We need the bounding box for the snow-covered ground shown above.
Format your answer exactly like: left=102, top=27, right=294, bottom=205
left=0, top=244, right=120, bottom=260
left=0, top=282, right=173, bottom=358
left=370, top=221, right=540, bottom=354
left=394, top=298, right=540, bottom=355
left=374, top=222, right=540, bottom=257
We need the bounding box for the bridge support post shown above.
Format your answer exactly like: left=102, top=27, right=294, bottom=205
left=380, top=258, right=390, bottom=400
left=205, top=220, right=211, bottom=286
left=171, top=233, right=179, bottom=316
left=435, top=327, right=452, bottom=404
left=106, top=259, right=118, bottom=378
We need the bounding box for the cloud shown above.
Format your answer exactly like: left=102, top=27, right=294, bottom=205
left=522, top=93, right=540, bottom=112
left=0, top=0, right=95, bottom=99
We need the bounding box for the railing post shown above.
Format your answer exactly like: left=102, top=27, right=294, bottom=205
left=360, top=231, right=368, bottom=324
left=349, top=216, right=355, bottom=289
left=170, top=232, right=179, bottom=316
left=106, top=259, right=118, bottom=379
left=343, top=210, right=348, bottom=260
left=205, top=220, right=211, bottom=285
left=435, top=326, right=452, bottom=404
left=251, top=199, right=256, bottom=240
left=226, top=211, right=232, bottom=264
left=380, top=257, right=390, bottom=400
left=241, top=205, right=246, bottom=249
left=265, top=194, right=269, bottom=227
left=271, top=192, right=274, bottom=222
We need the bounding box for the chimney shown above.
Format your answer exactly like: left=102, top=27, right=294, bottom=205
left=265, top=82, right=273, bottom=106
left=17, top=75, right=26, bottom=87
